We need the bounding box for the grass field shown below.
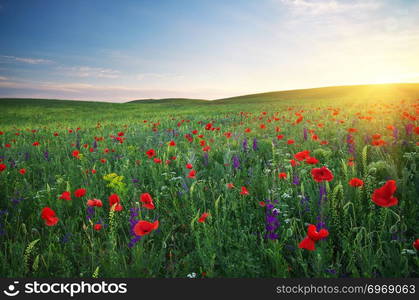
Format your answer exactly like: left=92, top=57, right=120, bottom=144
left=0, top=83, right=418, bottom=278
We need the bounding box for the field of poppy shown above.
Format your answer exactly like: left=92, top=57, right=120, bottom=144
left=0, top=84, right=418, bottom=278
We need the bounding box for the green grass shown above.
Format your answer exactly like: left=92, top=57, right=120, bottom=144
left=0, top=83, right=418, bottom=278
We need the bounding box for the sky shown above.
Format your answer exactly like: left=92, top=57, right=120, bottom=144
left=0, top=0, right=418, bottom=102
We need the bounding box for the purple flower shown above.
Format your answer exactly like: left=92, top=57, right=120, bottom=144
left=44, top=151, right=50, bottom=161
left=93, top=140, right=98, bottom=149
left=252, top=138, right=258, bottom=151
left=303, top=128, right=308, bottom=141
left=292, top=175, right=300, bottom=185
left=232, top=155, right=240, bottom=169
left=128, top=208, right=142, bottom=248
left=86, top=206, right=95, bottom=220
left=264, top=199, right=280, bottom=240
left=203, top=152, right=209, bottom=166
left=405, top=123, right=414, bottom=135
left=242, top=138, right=248, bottom=152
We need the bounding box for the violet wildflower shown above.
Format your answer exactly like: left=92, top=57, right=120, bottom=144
left=405, top=123, right=414, bottom=135
left=203, top=152, right=209, bottom=166
left=264, top=199, right=280, bottom=240
left=292, top=175, right=300, bottom=185
left=232, top=155, right=240, bottom=169
left=86, top=206, right=95, bottom=220
left=44, top=150, right=50, bottom=161
left=252, top=138, right=258, bottom=151
left=303, top=127, right=308, bottom=141
left=242, top=138, right=248, bottom=152
left=128, top=208, right=142, bottom=248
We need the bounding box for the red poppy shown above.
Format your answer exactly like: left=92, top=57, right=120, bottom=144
left=277, top=134, right=284, bottom=140
left=109, top=193, right=123, bottom=211
left=298, top=224, right=329, bottom=251
left=94, top=224, right=102, bottom=231
left=278, top=172, right=287, bottom=179
left=117, top=131, right=124, bottom=137
left=32, top=141, right=40, bottom=146
left=349, top=178, right=364, bottom=187
left=371, top=180, right=398, bottom=207
left=5, top=144, right=11, bottom=148
left=415, top=127, right=419, bottom=135
left=19, top=168, right=26, bottom=175
left=413, top=239, right=419, bottom=251
left=146, top=149, right=156, bottom=158
left=226, top=183, right=234, bottom=189
left=187, top=170, right=196, bottom=179
left=290, top=159, right=299, bottom=167
left=305, top=157, right=319, bottom=165
left=311, top=166, right=334, bottom=182
left=169, top=140, right=176, bottom=146
left=59, top=191, right=71, bottom=201
left=74, top=188, right=86, bottom=198
left=87, top=199, right=103, bottom=207
left=41, top=207, right=59, bottom=226
left=294, top=150, right=310, bottom=161
left=133, top=220, right=159, bottom=236
left=140, top=193, right=155, bottom=210
left=153, top=158, right=162, bottom=164
left=287, top=139, right=295, bottom=145
left=259, top=201, right=266, bottom=207
left=72, top=150, right=80, bottom=158
left=198, top=212, right=209, bottom=223
left=186, top=163, right=193, bottom=169
left=240, top=186, right=249, bottom=195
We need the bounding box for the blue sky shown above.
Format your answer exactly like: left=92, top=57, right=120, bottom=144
left=0, top=0, right=418, bottom=101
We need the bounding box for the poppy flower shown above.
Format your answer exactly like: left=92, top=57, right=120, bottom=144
left=169, top=140, right=176, bottom=146
left=19, top=168, right=26, bottom=175
left=349, top=178, right=364, bottom=187
left=298, top=224, right=329, bottom=251
left=0, top=164, right=6, bottom=172
left=94, top=224, right=102, bottom=231
left=41, top=207, right=59, bottom=226
left=240, top=186, right=249, bottom=195
left=59, top=191, right=71, bottom=201
left=198, top=212, right=209, bottom=223
left=413, top=239, right=419, bottom=251
left=259, top=201, right=266, bottom=207
left=133, top=220, right=159, bottom=236
left=226, top=183, right=234, bottom=189
left=311, top=166, right=334, bottom=182
left=153, top=158, right=162, bottom=164
left=186, top=163, right=193, bottom=169
left=87, top=199, right=103, bottom=207
left=290, top=159, right=299, bottom=167
left=146, top=149, right=156, bottom=158
left=140, top=193, right=155, bottom=209
left=294, top=150, right=310, bottom=161
left=277, top=134, right=284, bottom=140
left=109, top=193, right=123, bottom=211
left=278, top=172, right=287, bottom=179
left=72, top=150, right=80, bottom=158
left=74, top=188, right=86, bottom=198
left=287, top=139, right=295, bottom=145
left=187, top=170, right=196, bottom=179
left=371, top=180, right=398, bottom=207
left=371, top=139, right=386, bottom=146
left=305, top=157, right=319, bottom=165
left=32, top=141, right=40, bottom=146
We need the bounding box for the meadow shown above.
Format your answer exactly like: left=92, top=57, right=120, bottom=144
left=0, top=83, right=418, bottom=278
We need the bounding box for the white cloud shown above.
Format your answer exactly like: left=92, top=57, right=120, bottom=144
left=0, top=76, right=7, bottom=80
left=279, top=0, right=380, bottom=15
left=0, top=55, right=53, bottom=64
left=59, top=66, right=121, bottom=79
